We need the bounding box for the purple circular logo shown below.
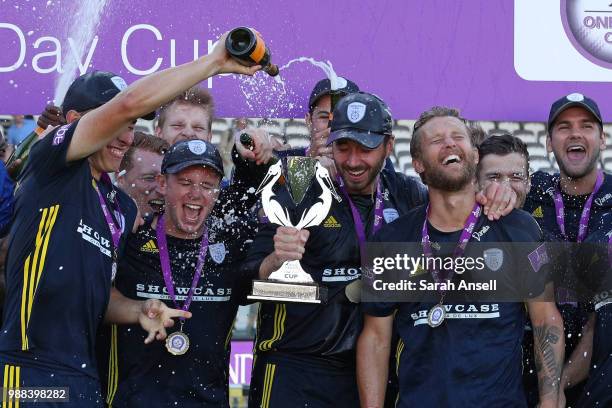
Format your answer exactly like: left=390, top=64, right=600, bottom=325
left=562, top=0, right=612, bottom=68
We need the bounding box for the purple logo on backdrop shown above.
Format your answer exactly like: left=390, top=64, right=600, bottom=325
left=562, top=0, right=612, bottom=68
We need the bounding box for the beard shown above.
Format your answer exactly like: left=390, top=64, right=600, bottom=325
left=422, top=150, right=477, bottom=192
left=557, top=146, right=601, bottom=179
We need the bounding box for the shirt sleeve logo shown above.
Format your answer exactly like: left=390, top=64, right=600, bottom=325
left=52, top=124, right=71, bottom=146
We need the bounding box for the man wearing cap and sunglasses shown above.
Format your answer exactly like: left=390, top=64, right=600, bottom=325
left=520, top=93, right=612, bottom=407
left=109, top=140, right=257, bottom=407
left=0, top=31, right=260, bottom=405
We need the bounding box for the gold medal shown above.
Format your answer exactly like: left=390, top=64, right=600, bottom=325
left=165, top=330, right=190, bottom=355
left=427, top=303, right=446, bottom=328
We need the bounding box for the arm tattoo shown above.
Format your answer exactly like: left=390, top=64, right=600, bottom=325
left=533, top=325, right=562, bottom=397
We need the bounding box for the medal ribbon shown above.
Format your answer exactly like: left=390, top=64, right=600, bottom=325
left=156, top=214, right=209, bottom=322
left=421, top=202, right=481, bottom=296
left=92, top=173, right=123, bottom=259
left=336, top=176, right=384, bottom=260
left=553, top=170, right=604, bottom=243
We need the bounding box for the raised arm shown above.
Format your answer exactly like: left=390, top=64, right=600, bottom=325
left=560, top=312, right=595, bottom=403
left=357, top=313, right=394, bottom=408
left=66, top=32, right=260, bottom=163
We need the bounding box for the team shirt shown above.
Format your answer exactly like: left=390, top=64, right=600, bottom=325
left=0, top=121, right=137, bottom=379
left=243, top=168, right=426, bottom=365
left=109, top=214, right=255, bottom=407
left=363, top=206, right=549, bottom=407
left=575, top=214, right=612, bottom=408
left=522, top=170, right=612, bottom=405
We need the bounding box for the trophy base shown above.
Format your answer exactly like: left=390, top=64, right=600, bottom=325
left=248, top=280, right=328, bottom=304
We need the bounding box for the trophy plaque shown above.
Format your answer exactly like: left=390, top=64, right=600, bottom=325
left=248, top=157, right=341, bottom=303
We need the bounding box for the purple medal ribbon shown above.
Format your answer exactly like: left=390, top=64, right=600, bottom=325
left=553, top=170, right=604, bottom=243
left=156, top=214, right=209, bottom=322
left=336, top=175, right=384, bottom=260
left=92, top=173, right=123, bottom=279
left=421, top=202, right=481, bottom=295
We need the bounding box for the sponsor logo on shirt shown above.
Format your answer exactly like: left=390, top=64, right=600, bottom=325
left=471, top=225, right=490, bottom=241
left=411, top=303, right=500, bottom=326
left=52, top=124, right=70, bottom=146
left=595, top=193, right=612, bottom=207
left=322, top=267, right=360, bottom=282
left=323, top=215, right=341, bottom=228
left=532, top=206, right=544, bottom=218
left=140, top=239, right=158, bottom=253
left=76, top=219, right=111, bottom=257
left=135, top=283, right=231, bottom=302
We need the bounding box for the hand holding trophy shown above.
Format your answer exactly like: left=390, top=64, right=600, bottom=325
left=248, top=157, right=342, bottom=303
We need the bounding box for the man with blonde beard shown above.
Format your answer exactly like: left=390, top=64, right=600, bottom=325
left=358, top=107, right=564, bottom=408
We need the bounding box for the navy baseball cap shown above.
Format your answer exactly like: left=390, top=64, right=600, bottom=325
left=62, top=71, right=156, bottom=120
left=327, top=92, right=393, bottom=149
left=161, top=139, right=224, bottom=177
left=308, top=77, right=359, bottom=111
left=548, top=93, right=602, bottom=131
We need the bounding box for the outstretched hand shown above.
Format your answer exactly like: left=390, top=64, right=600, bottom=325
left=139, top=299, right=192, bottom=344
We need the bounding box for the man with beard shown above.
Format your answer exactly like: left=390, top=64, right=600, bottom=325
left=243, top=96, right=515, bottom=407
left=357, top=106, right=564, bottom=407
left=0, top=31, right=260, bottom=405
left=521, top=93, right=612, bottom=407
left=118, top=132, right=169, bottom=217
left=244, top=92, right=427, bottom=408
left=110, top=140, right=256, bottom=407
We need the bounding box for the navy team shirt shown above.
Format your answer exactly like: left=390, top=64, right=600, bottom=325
left=576, top=216, right=612, bottom=408
left=110, top=215, right=256, bottom=408
left=363, top=206, right=549, bottom=408
left=523, top=171, right=612, bottom=406
left=0, top=121, right=137, bottom=379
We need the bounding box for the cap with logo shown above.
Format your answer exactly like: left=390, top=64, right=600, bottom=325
left=161, top=139, right=224, bottom=177
left=548, top=92, right=602, bottom=131
left=61, top=71, right=156, bottom=120
left=327, top=92, right=393, bottom=149
left=308, top=77, right=360, bottom=111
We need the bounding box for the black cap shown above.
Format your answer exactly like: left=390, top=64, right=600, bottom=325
left=548, top=93, right=602, bottom=131
left=161, top=139, right=224, bottom=176
left=62, top=71, right=156, bottom=120
left=308, top=77, right=359, bottom=111
left=327, top=92, right=393, bottom=149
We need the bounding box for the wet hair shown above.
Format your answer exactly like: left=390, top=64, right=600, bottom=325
left=120, top=132, right=169, bottom=173
left=477, top=133, right=530, bottom=174
left=157, top=86, right=215, bottom=133
left=410, top=106, right=473, bottom=160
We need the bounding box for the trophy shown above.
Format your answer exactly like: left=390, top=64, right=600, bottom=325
left=248, top=157, right=341, bottom=303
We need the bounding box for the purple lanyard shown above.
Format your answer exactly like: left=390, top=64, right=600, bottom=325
left=92, top=173, right=123, bottom=256
left=156, top=214, right=208, bottom=320
left=336, top=176, right=384, bottom=256
left=608, top=232, right=612, bottom=269
left=421, top=202, right=481, bottom=287
left=553, top=170, right=604, bottom=243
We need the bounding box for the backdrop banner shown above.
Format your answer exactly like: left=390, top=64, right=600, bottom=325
left=1, top=0, right=612, bottom=121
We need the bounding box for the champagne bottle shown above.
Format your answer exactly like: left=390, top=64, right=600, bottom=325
left=239, top=133, right=280, bottom=165
left=225, top=27, right=279, bottom=76
left=6, top=126, right=45, bottom=178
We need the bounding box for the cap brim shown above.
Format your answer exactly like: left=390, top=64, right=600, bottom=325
left=327, top=129, right=385, bottom=149
left=163, top=159, right=224, bottom=177
left=548, top=101, right=602, bottom=130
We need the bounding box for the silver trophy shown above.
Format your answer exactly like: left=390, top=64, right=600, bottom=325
left=248, top=157, right=341, bottom=303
